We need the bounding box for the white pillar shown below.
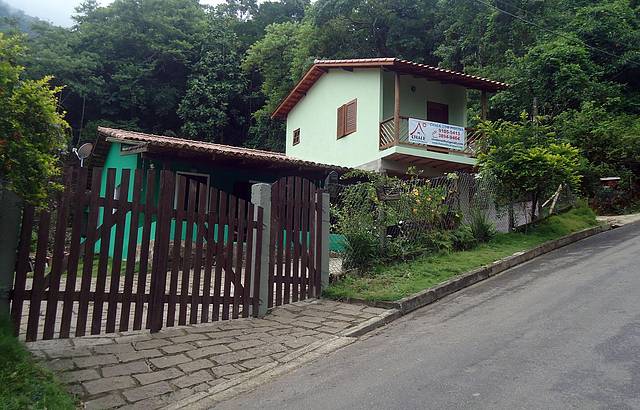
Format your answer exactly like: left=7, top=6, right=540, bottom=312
left=251, top=183, right=271, bottom=317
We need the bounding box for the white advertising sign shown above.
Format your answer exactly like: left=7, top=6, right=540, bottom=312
left=407, top=118, right=466, bottom=151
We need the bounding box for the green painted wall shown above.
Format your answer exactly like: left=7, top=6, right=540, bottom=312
left=286, top=68, right=383, bottom=168
left=95, top=143, right=140, bottom=258
left=381, top=71, right=468, bottom=127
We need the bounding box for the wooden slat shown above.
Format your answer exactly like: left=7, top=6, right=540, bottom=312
left=201, top=187, right=218, bottom=323
left=315, top=190, right=323, bottom=296
left=267, top=180, right=278, bottom=308
left=275, top=179, right=286, bottom=307
left=252, top=207, right=264, bottom=317
left=222, top=195, right=236, bottom=320
left=232, top=199, right=246, bottom=319
left=106, top=169, right=131, bottom=333
left=242, top=203, right=255, bottom=318
left=308, top=186, right=317, bottom=299
left=42, top=170, right=72, bottom=339
left=26, top=211, right=51, bottom=341
left=283, top=176, right=294, bottom=304
left=212, top=191, right=227, bottom=321
left=300, top=179, right=310, bottom=300
left=292, top=177, right=301, bottom=302
left=10, top=205, right=34, bottom=336
left=133, top=170, right=156, bottom=330
left=149, top=170, right=175, bottom=332
left=91, top=168, right=116, bottom=335
left=119, top=169, right=143, bottom=331
left=178, top=179, right=197, bottom=326
left=59, top=168, right=88, bottom=337
left=166, top=174, right=186, bottom=327
left=75, top=169, right=103, bottom=337
left=190, top=182, right=208, bottom=324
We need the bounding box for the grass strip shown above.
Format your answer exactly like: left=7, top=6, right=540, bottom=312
left=0, top=318, right=76, bottom=409
left=325, top=205, right=599, bottom=302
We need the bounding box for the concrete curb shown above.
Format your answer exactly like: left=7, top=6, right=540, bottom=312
left=340, top=308, right=402, bottom=338
left=341, top=223, right=612, bottom=325
left=165, top=336, right=356, bottom=409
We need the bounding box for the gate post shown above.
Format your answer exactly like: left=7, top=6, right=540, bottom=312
left=0, top=188, right=21, bottom=318
left=320, top=192, right=330, bottom=292
left=251, top=183, right=271, bottom=317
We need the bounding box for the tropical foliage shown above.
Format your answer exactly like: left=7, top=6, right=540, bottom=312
left=1, top=0, right=638, bottom=204
left=0, top=33, right=68, bottom=204
left=477, top=115, right=583, bottom=222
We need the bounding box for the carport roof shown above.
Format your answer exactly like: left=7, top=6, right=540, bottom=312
left=93, top=127, right=348, bottom=174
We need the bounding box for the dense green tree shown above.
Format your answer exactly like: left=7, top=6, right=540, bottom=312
left=178, top=16, right=247, bottom=144
left=243, top=20, right=315, bottom=150
left=477, top=115, right=583, bottom=224
left=554, top=103, right=640, bottom=197
left=1, top=0, right=638, bottom=171
left=0, top=33, right=69, bottom=203
left=492, top=38, right=622, bottom=119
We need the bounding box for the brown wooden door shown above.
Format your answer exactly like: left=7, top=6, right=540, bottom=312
left=427, top=101, right=449, bottom=124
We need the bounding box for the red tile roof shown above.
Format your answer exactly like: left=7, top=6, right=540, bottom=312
left=272, top=58, right=510, bottom=119
left=97, top=127, right=348, bottom=172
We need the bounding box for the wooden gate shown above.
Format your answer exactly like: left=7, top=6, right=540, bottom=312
left=9, top=167, right=264, bottom=341
left=268, top=176, right=324, bottom=307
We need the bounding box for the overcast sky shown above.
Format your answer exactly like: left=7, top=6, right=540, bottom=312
left=6, top=0, right=223, bottom=27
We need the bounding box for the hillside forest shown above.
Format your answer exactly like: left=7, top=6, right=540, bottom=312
left=1, top=0, right=639, bottom=206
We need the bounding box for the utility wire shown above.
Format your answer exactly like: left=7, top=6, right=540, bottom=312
left=473, top=0, right=640, bottom=66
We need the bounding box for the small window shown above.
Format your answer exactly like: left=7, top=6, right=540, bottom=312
left=292, top=128, right=300, bottom=146
left=337, top=99, right=357, bottom=138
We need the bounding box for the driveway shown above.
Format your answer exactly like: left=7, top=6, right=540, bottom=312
left=217, top=222, right=640, bottom=410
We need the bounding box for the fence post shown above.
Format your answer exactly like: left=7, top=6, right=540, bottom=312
left=149, top=170, right=175, bottom=333
left=320, top=192, right=330, bottom=292
left=251, top=183, right=271, bottom=318
left=0, top=188, right=21, bottom=318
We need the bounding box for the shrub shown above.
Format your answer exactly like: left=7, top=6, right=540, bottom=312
left=334, top=169, right=451, bottom=271
left=469, top=208, right=497, bottom=243
left=342, top=230, right=379, bottom=271
left=451, top=225, right=477, bottom=251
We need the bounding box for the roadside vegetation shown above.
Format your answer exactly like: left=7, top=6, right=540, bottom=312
left=325, top=204, right=598, bottom=302
left=0, top=318, right=75, bottom=409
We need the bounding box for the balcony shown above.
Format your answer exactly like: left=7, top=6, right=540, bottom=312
left=379, top=116, right=481, bottom=158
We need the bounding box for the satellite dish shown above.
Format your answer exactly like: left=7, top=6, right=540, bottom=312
left=73, top=143, right=93, bottom=167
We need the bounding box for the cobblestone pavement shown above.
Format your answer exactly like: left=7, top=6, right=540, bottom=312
left=26, top=299, right=388, bottom=409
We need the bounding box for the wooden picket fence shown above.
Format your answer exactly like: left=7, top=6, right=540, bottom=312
left=9, top=167, right=264, bottom=341
left=268, top=176, right=324, bottom=308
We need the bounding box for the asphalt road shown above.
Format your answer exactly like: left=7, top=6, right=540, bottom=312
left=218, top=222, right=640, bottom=410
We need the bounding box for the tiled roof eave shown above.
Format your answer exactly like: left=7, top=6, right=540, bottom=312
left=97, top=127, right=348, bottom=173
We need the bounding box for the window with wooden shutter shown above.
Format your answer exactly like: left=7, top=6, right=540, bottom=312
left=337, top=105, right=345, bottom=138
left=292, top=128, right=300, bottom=145
left=337, top=99, right=357, bottom=138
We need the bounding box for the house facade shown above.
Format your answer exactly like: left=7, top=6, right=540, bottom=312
left=273, top=58, right=508, bottom=176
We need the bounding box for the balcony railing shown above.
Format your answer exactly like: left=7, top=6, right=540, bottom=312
left=379, top=116, right=482, bottom=157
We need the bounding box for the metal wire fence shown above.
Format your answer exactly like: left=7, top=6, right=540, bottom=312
left=330, top=171, right=577, bottom=262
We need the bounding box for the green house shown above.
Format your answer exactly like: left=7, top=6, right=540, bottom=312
left=91, top=127, right=345, bottom=257
left=273, top=58, right=509, bottom=176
